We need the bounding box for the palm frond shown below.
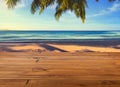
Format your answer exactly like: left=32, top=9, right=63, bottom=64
left=5, top=0, right=20, bottom=8
left=55, top=0, right=87, bottom=23
left=31, top=0, right=55, bottom=14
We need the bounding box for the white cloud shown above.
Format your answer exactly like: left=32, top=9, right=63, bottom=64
left=0, top=0, right=31, bottom=9
left=15, top=0, right=33, bottom=9
left=89, top=2, right=120, bottom=17
left=15, top=1, right=26, bottom=8
left=0, top=0, right=7, bottom=9
left=14, top=0, right=32, bottom=9
left=48, top=2, right=57, bottom=10
left=108, top=3, right=120, bottom=11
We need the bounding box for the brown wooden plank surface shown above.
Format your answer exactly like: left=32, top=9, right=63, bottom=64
left=0, top=52, right=120, bottom=87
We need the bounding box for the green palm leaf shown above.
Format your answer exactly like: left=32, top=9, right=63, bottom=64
left=5, top=0, right=20, bottom=8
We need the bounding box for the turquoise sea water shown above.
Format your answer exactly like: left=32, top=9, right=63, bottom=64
left=0, top=31, right=120, bottom=42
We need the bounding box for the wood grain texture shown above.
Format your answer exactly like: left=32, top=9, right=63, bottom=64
left=0, top=52, right=120, bottom=87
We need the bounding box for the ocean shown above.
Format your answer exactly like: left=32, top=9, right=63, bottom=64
left=0, top=30, right=120, bottom=42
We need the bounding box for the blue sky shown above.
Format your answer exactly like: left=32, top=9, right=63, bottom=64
left=0, top=0, right=120, bottom=30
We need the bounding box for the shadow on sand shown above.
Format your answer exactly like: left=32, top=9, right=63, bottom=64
left=0, top=44, right=68, bottom=52
left=0, top=46, right=25, bottom=52
left=39, top=44, right=68, bottom=52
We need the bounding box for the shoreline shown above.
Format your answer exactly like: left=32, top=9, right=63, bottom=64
left=0, top=39, right=120, bottom=46
left=0, top=40, right=120, bottom=52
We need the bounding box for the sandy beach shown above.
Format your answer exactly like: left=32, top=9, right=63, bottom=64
left=0, top=39, right=120, bottom=53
